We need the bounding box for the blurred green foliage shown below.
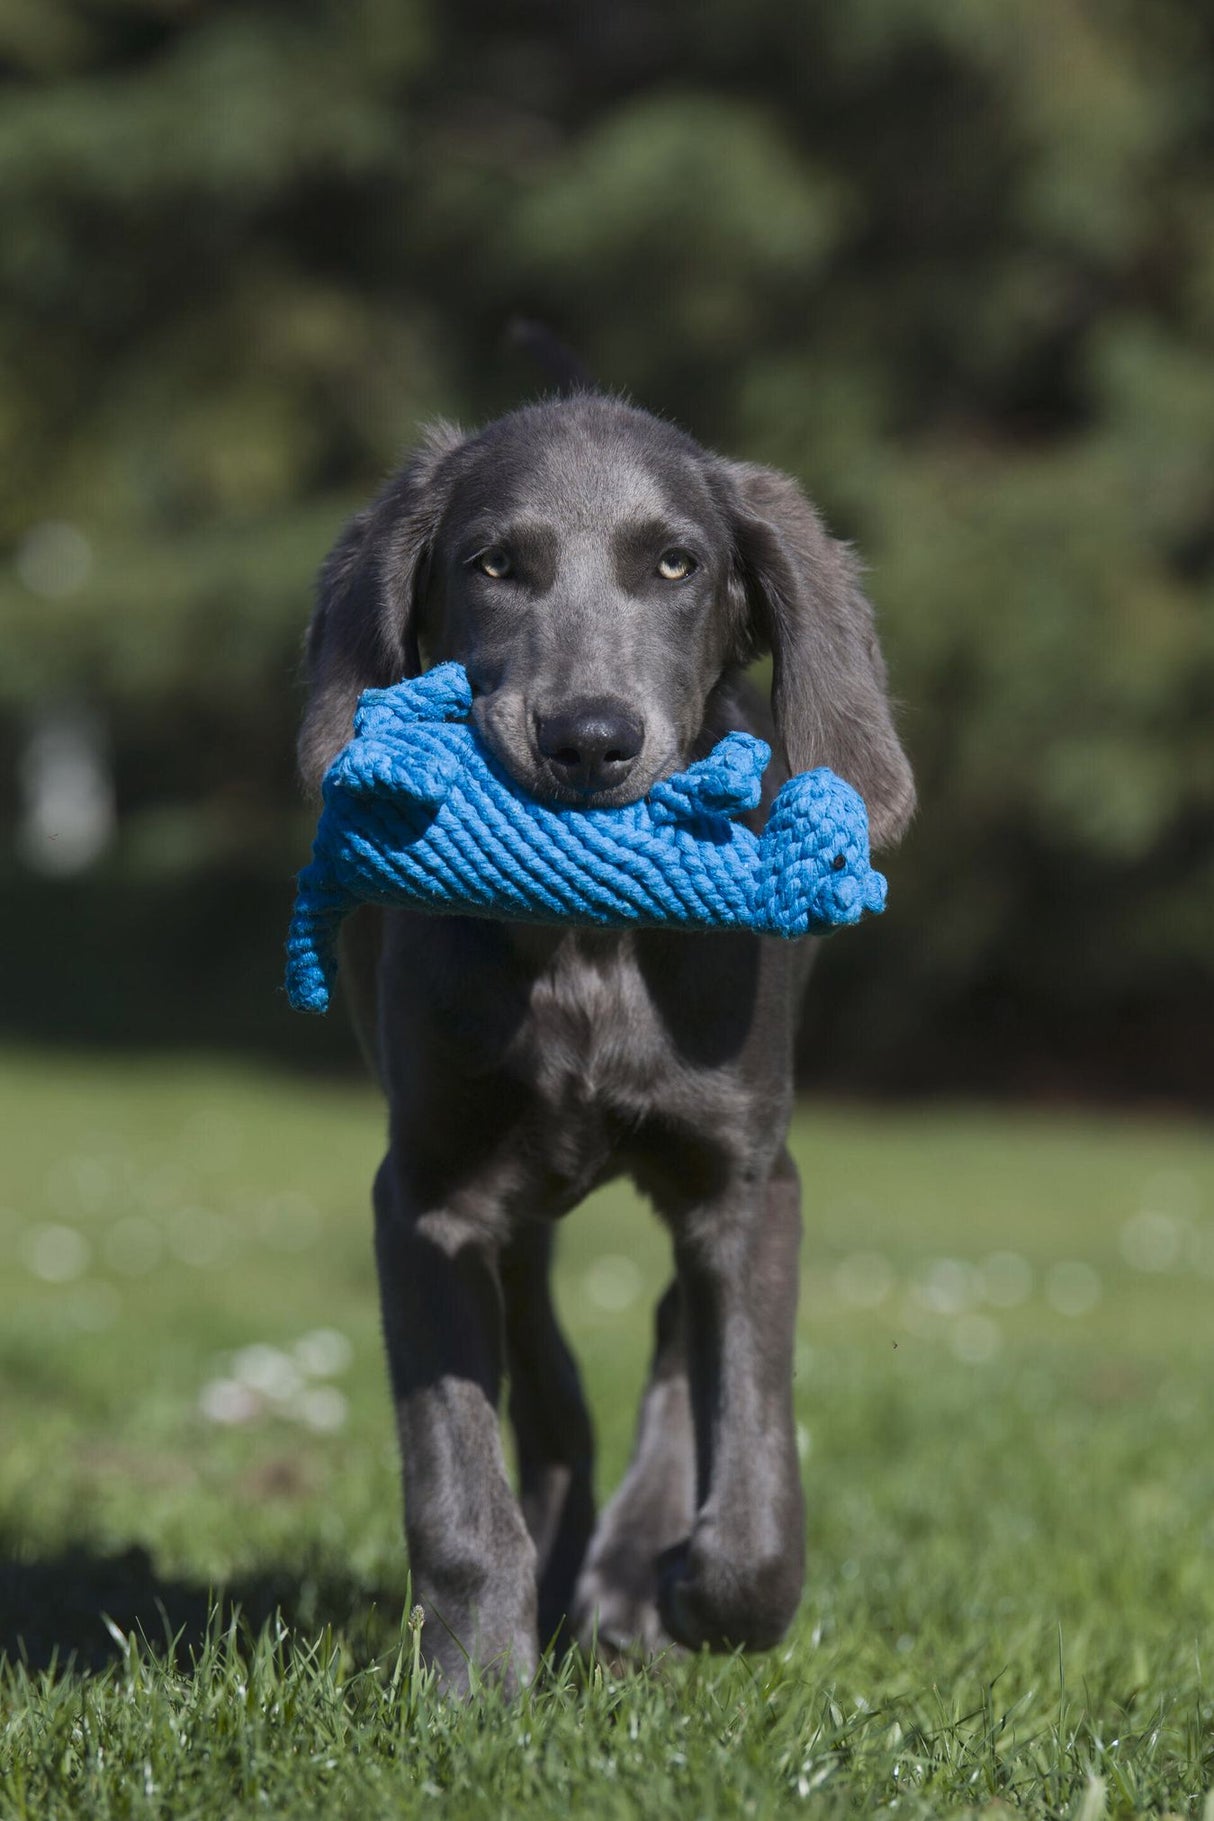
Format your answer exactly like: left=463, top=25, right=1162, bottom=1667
left=1, top=0, right=1212, bottom=1093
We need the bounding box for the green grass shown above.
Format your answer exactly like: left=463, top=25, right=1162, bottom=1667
left=2, top=1047, right=1214, bottom=1818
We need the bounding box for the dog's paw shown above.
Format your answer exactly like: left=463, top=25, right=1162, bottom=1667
left=656, top=1526, right=802, bottom=1653
left=571, top=1558, right=679, bottom=1666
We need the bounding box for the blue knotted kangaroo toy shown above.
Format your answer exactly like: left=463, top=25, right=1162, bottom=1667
left=286, top=663, right=887, bottom=1014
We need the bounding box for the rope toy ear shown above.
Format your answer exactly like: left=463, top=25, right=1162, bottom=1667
left=286, top=663, right=887, bottom=1013
left=355, top=665, right=473, bottom=729
left=648, top=732, right=768, bottom=830
left=328, top=726, right=465, bottom=808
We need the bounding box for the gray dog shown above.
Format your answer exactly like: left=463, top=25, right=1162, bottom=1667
left=297, top=393, right=914, bottom=1692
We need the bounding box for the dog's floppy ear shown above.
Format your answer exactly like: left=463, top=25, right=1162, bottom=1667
left=721, top=461, right=915, bottom=849
left=298, top=421, right=466, bottom=794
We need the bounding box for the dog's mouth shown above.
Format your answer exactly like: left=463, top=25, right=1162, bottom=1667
left=530, top=757, right=659, bottom=810
left=472, top=692, right=673, bottom=810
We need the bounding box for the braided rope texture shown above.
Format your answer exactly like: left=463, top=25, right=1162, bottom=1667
left=285, top=664, right=887, bottom=1014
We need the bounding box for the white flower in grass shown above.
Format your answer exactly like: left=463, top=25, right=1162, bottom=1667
left=22, top=1223, right=91, bottom=1282
left=1120, top=1209, right=1183, bottom=1272
left=199, top=1378, right=260, bottom=1425
left=293, top=1329, right=353, bottom=1377
left=582, top=1254, right=642, bottom=1312
left=911, top=1257, right=976, bottom=1316
left=292, top=1386, right=349, bottom=1432
left=1045, top=1261, right=1101, bottom=1317
left=232, top=1344, right=302, bottom=1402
left=1139, top=1167, right=1200, bottom=1222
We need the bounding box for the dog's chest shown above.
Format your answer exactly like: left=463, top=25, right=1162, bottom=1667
left=496, top=927, right=786, bottom=1220
left=389, top=916, right=781, bottom=1210
left=513, top=933, right=673, bottom=1114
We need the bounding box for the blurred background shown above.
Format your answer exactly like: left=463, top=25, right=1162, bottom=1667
left=1, top=0, right=1212, bottom=1103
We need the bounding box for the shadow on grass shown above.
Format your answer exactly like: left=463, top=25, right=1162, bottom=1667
left=0, top=1539, right=410, bottom=1675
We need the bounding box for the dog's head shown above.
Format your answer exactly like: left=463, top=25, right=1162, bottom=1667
left=299, top=395, right=914, bottom=846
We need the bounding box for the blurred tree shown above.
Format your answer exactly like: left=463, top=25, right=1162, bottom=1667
left=1, top=0, right=1211, bottom=1095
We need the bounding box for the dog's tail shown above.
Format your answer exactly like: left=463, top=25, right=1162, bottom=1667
left=506, top=318, right=595, bottom=397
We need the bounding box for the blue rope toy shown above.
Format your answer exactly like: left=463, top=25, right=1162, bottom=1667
left=286, top=663, right=887, bottom=1014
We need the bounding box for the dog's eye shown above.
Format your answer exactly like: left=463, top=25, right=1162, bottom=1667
left=656, top=549, right=696, bottom=581
left=475, top=548, right=512, bottom=580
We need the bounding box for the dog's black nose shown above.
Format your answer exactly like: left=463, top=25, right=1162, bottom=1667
left=536, top=699, right=645, bottom=793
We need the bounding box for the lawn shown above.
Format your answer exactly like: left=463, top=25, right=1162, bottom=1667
left=1, top=1046, right=1213, bottom=1818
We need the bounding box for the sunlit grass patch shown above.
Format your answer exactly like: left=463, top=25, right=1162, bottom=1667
left=2, top=1049, right=1213, bottom=1816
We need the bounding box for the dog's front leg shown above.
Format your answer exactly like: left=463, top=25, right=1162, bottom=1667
left=373, top=1156, right=538, bottom=1694
left=658, top=1147, right=805, bottom=1652
left=500, top=1221, right=596, bottom=1651
left=571, top=1278, right=695, bottom=1659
